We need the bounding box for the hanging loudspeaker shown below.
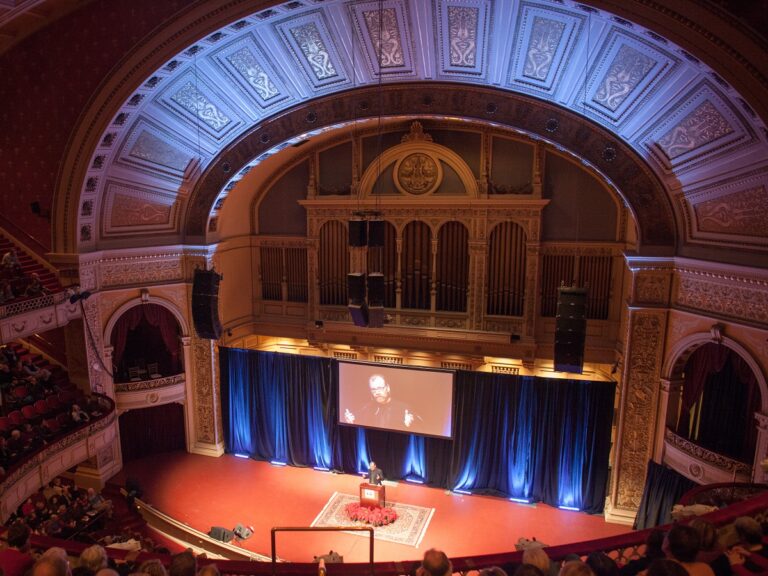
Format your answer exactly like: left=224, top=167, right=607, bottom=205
left=347, top=273, right=366, bottom=305
left=192, top=269, right=223, bottom=340
left=368, top=220, right=385, bottom=248
left=348, top=220, right=367, bottom=247
left=367, top=273, right=385, bottom=328
left=554, top=286, right=587, bottom=374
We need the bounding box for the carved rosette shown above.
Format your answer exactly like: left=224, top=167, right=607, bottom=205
left=191, top=336, right=217, bottom=445
left=615, top=309, right=667, bottom=510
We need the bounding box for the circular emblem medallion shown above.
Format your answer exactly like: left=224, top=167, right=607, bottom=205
left=396, top=153, right=440, bottom=195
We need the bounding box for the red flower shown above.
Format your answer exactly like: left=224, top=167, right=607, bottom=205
left=344, top=502, right=398, bottom=526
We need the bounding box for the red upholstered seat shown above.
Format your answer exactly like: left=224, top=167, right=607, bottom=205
left=21, top=404, right=38, bottom=420
left=34, top=399, right=49, bottom=415
left=8, top=410, right=25, bottom=426
left=0, top=416, right=10, bottom=433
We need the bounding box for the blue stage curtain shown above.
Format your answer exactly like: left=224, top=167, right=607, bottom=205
left=219, top=348, right=614, bottom=512
left=634, top=460, right=696, bottom=529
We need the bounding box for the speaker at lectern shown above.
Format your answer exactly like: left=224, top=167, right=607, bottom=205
left=359, top=482, right=385, bottom=507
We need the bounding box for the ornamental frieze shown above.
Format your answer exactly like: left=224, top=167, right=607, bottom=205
left=676, top=276, right=768, bottom=324
left=664, top=428, right=751, bottom=474
left=100, top=259, right=183, bottom=287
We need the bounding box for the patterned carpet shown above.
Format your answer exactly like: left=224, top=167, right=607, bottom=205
left=310, top=492, right=435, bottom=547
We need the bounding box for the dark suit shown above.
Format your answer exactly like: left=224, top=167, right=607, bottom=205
left=366, top=468, right=384, bottom=485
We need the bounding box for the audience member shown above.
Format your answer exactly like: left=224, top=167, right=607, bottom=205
left=31, top=555, right=70, bottom=576
left=514, top=566, right=545, bottom=576
left=586, top=553, right=620, bottom=576
left=72, top=405, right=91, bottom=425
left=481, top=568, right=510, bottom=576
left=138, top=560, right=167, bottom=576
left=196, top=565, right=219, bottom=576
left=621, top=530, right=668, bottom=576
left=733, top=517, right=767, bottom=559
left=646, top=559, right=691, bottom=576
left=666, top=524, right=716, bottom=576
left=0, top=524, right=34, bottom=576
left=560, top=561, right=595, bottom=576
left=76, top=545, right=109, bottom=576
left=689, top=519, right=730, bottom=576
left=523, top=548, right=557, bottom=576
left=417, top=549, right=452, bottom=576
left=24, top=274, right=49, bottom=298
left=169, top=551, right=196, bottom=576
left=1, top=250, right=21, bottom=275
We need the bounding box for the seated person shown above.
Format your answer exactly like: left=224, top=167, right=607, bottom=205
left=1, top=249, right=21, bottom=275
left=71, top=404, right=91, bottom=425
left=87, top=487, right=113, bottom=517
left=23, top=273, right=49, bottom=298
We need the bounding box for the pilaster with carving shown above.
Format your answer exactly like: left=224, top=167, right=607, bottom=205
left=608, top=307, right=668, bottom=524
left=656, top=378, right=684, bottom=461
left=754, top=412, right=768, bottom=483
left=188, top=335, right=224, bottom=455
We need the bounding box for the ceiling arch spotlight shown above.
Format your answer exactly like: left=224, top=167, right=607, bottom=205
left=485, top=102, right=498, bottom=115
left=545, top=118, right=559, bottom=133
left=259, top=132, right=271, bottom=144
left=305, top=111, right=318, bottom=124
left=602, top=145, right=617, bottom=162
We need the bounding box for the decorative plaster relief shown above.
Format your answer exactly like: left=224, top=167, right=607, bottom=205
left=616, top=311, right=665, bottom=510
left=676, top=276, right=768, bottom=325
left=172, top=81, right=231, bottom=131
left=694, top=186, right=768, bottom=237
left=192, top=337, right=216, bottom=445
left=228, top=47, right=280, bottom=101
left=524, top=16, right=565, bottom=81
left=657, top=100, right=733, bottom=160
left=593, top=44, right=655, bottom=112
left=129, top=130, right=192, bottom=171
left=99, top=259, right=184, bottom=288
left=110, top=194, right=173, bottom=227
left=447, top=6, right=478, bottom=68
left=363, top=7, right=404, bottom=68
left=634, top=273, right=670, bottom=305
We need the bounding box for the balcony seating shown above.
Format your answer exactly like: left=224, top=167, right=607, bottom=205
left=8, top=410, right=24, bottom=426
left=147, top=363, right=162, bottom=379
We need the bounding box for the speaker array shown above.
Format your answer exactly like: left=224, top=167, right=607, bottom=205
left=346, top=219, right=385, bottom=328
left=554, top=286, right=587, bottom=373
left=192, top=269, right=223, bottom=339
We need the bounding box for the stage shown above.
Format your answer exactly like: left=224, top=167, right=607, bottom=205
left=116, top=451, right=631, bottom=564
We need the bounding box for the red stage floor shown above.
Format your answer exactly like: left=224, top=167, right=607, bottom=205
left=117, top=451, right=631, bottom=564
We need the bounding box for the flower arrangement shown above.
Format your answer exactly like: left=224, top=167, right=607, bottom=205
left=344, top=502, right=398, bottom=526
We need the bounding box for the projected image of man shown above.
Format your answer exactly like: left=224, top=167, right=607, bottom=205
left=344, top=374, right=422, bottom=430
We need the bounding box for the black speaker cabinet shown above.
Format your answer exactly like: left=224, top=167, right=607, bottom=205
left=208, top=526, right=234, bottom=542
left=348, top=220, right=367, bottom=247
left=192, top=269, right=223, bottom=339
left=367, top=273, right=384, bottom=307
left=347, top=272, right=366, bottom=304
left=348, top=302, right=369, bottom=327
left=554, top=286, right=587, bottom=373
left=368, top=220, right=385, bottom=248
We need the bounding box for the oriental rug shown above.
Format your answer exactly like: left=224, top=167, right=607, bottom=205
left=310, top=492, right=434, bottom=547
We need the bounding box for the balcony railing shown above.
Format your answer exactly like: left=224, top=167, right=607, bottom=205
left=664, top=427, right=752, bottom=484
left=0, top=291, right=81, bottom=343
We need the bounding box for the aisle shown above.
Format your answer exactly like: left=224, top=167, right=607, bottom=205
left=115, top=451, right=630, bottom=564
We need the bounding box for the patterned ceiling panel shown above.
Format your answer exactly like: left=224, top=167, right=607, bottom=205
left=273, top=10, right=352, bottom=91
left=211, top=33, right=296, bottom=112
left=158, top=70, right=245, bottom=142
left=116, top=119, right=197, bottom=182
left=102, top=181, right=180, bottom=237
left=679, top=169, right=768, bottom=249
left=579, top=28, right=680, bottom=126
left=435, top=0, right=491, bottom=79
left=639, top=81, right=756, bottom=173
left=507, top=2, right=584, bottom=94
left=350, top=1, right=416, bottom=78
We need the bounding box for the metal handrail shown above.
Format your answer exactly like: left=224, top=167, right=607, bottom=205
left=271, top=526, right=374, bottom=576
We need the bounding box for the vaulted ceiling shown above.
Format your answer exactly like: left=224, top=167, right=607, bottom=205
left=38, top=0, right=767, bottom=266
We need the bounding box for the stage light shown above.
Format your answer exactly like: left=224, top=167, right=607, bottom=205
left=509, top=497, right=530, bottom=504
left=405, top=477, right=424, bottom=484
left=558, top=505, right=580, bottom=511
left=234, top=453, right=249, bottom=459
left=313, top=466, right=330, bottom=472
left=270, top=460, right=287, bottom=466
left=452, top=489, right=471, bottom=495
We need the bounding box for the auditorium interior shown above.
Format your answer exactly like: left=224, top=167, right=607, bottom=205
left=1, top=0, right=767, bottom=569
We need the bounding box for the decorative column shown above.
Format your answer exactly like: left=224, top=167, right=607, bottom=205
left=753, top=412, right=768, bottom=483
left=655, top=378, right=684, bottom=461
left=606, top=258, right=673, bottom=525
left=186, top=336, right=224, bottom=456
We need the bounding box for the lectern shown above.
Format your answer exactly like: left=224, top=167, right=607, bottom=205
left=359, top=482, right=385, bottom=507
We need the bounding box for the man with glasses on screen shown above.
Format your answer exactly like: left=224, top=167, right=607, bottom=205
left=344, top=373, right=422, bottom=430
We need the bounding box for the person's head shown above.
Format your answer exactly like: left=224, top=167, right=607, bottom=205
left=94, top=570, right=119, bottom=576
left=559, top=561, right=593, bottom=576
left=369, top=461, right=377, bottom=471
left=79, top=545, right=108, bottom=573
left=7, top=523, right=31, bottom=550
left=513, top=565, right=543, bottom=576
left=585, top=553, right=618, bottom=576
left=645, top=529, right=666, bottom=558
left=689, top=518, right=719, bottom=552
left=32, top=556, right=70, bottom=576
left=481, top=567, right=509, bottom=576
left=734, top=516, right=763, bottom=546
left=666, top=524, right=701, bottom=563
left=418, top=548, right=452, bottom=576
left=138, top=560, right=167, bottom=576
left=522, top=548, right=550, bottom=573
left=368, top=374, right=391, bottom=404
left=645, top=559, right=689, bottom=576
left=196, top=565, right=219, bottom=576
left=169, top=550, right=197, bottom=576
